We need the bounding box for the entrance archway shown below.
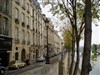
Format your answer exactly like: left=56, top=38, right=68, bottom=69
left=21, top=49, right=26, bottom=61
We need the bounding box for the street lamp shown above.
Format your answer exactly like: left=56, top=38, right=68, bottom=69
left=45, top=18, right=50, bottom=64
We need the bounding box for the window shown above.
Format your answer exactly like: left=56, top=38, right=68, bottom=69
left=22, top=0, right=25, bottom=7
left=15, top=8, right=19, bottom=19
left=0, top=0, right=2, bottom=11
left=22, top=13, right=25, bottom=22
left=26, top=3, right=29, bottom=12
left=26, top=16, right=29, bottom=25
left=15, top=27, right=19, bottom=39
left=26, top=31, right=29, bottom=41
left=22, top=30, right=25, bottom=40
left=33, top=20, right=34, bottom=29
left=3, top=17, right=8, bottom=35
left=33, top=33, right=35, bottom=44
left=3, top=0, right=8, bottom=12
left=30, top=7, right=32, bottom=16
left=15, top=0, right=20, bottom=4
left=32, top=9, right=34, bottom=17
left=28, top=32, right=29, bottom=41
left=30, top=19, right=32, bottom=29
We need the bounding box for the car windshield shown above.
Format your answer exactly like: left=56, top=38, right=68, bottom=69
left=10, top=60, right=22, bottom=64
left=10, top=61, right=16, bottom=64
left=16, top=60, right=22, bottom=63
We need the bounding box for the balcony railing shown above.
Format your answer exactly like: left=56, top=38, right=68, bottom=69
left=0, top=29, right=9, bottom=36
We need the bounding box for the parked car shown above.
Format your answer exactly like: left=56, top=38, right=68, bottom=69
left=0, top=63, right=6, bottom=75
left=8, top=60, right=26, bottom=69
left=36, top=57, right=45, bottom=62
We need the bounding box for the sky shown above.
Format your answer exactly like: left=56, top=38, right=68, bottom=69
left=40, top=3, right=100, bottom=45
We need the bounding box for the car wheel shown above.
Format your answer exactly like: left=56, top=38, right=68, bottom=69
left=0, top=69, right=5, bottom=75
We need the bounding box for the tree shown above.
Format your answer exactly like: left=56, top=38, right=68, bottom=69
left=42, top=0, right=85, bottom=75
left=91, top=44, right=98, bottom=61
left=40, top=0, right=100, bottom=75
left=63, top=25, right=74, bottom=69
left=81, top=0, right=92, bottom=75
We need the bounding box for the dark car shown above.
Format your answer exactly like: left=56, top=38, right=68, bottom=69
left=0, top=63, right=6, bottom=75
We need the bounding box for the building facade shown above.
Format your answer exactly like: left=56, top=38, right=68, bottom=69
left=54, top=30, right=62, bottom=54
left=0, top=0, right=62, bottom=66
left=0, top=0, right=12, bottom=66
left=10, top=0, right=45, bottom=63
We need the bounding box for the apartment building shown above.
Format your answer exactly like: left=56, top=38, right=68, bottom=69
left=54, top=30, right=62, bottom=54
left=0, top=0, right=62, bottom=66
left=45, top=18, right=55, bottom=57
left=0, top=0, right=12, bottom=66
left=10, top=0, right=46, bottom=63
left=30, top=0, right=46, bottom=61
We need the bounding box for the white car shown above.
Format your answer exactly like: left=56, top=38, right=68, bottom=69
left=8, top=60, right=26, bottom=69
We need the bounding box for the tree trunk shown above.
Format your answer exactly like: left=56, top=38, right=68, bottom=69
left=69, top=28, right=75, bottom=75
left=73, top=39, right=80, bottom=75
left=81, top=0, right=92, bottom=75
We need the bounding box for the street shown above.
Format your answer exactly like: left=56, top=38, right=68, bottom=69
left=5, top=54, right=62, bottom=75
left=5, top=62, right=45, bottom=75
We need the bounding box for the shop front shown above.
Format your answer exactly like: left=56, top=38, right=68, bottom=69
left=0, top=36, right=12, bottom=66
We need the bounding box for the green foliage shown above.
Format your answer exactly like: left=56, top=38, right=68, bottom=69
left=63, top=26, right=73, bottom=49
left=91, top=44, right=98, bottom=61
left=91, top=0, right=100, bottom=20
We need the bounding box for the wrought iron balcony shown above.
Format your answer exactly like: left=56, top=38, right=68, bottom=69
left=0, top=29, right=9, bottom=36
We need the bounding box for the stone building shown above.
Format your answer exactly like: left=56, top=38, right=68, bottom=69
left=10, top=0, right=46, bottom=63
left=0, top=0, right=62, bottom=67
left=45, top=18, right=55, bottom=57
left=0, top=0, right=12, bottom=66
left=54, top=30, right=62, bottom=54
